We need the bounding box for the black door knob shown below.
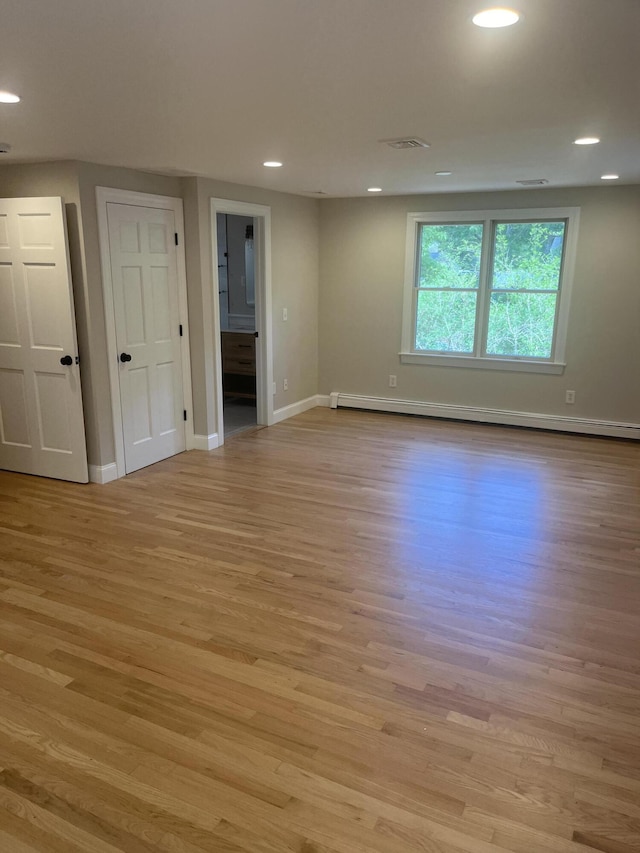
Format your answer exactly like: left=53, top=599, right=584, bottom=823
left=60, top=355, right=73, bottom=366
left=120, top=352, right=132, bottom=363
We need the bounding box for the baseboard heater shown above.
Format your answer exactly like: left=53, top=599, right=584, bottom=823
left=328, top=392, right=640, bottom=441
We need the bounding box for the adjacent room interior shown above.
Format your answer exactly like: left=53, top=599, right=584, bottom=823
left=217, top=212, right=259, bottom=438
left=0, top=2, right=639, bottom=852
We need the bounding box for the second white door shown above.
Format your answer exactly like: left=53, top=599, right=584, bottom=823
left=107, top=203, right=185, bottom=473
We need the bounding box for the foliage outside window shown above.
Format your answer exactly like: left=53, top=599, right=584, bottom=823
left=402, top=208, right=579, bottom=373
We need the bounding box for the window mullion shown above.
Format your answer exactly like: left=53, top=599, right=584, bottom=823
left=411, top=223, right=422, bottom=352
left=474, top=219, right=494, bottom=357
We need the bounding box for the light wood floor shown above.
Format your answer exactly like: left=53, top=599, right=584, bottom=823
left=1, top=408, right=639, bottom=853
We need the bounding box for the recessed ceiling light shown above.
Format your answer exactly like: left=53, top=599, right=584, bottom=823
left=0, top=91, right=20, bottom=104
left=435, top=171, right=453, bottom=176
left=263, top=161, right=283, bottom=168
left=601, top=174, right=619, bottom=180
left=472, top=8, right=520, bottom=28
left=573, top=137, right=600, bottom=145
left=367, top=187, right=382, bottom=193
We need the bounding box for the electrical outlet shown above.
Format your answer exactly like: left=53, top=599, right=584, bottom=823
left=389, top=374, right=397, bottom=388
left=565, top=390, right=575, bottom=404
left=283, top=378, right=288, bottom=391
left=282, top=307, right=288, bottom=321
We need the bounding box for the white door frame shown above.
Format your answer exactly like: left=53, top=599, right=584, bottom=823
left=210, top=199, right=273, bottom=443
left=96, top=187, right=194, bottom=479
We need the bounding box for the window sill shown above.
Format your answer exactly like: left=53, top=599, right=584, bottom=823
left=399, top=352, right=566, bottom=375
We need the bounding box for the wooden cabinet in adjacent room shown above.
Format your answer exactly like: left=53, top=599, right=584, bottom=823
left=221, top=331, right=256, bottom=400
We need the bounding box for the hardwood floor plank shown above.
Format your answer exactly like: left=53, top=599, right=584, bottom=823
left=0, top=784, right=124, bottom=853
left=0, top=826, right=42, bottom=853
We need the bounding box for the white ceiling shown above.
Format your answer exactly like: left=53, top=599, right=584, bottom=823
left=1, top=0, right=639, bottom=197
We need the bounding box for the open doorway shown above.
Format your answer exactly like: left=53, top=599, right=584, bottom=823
left=217, top=212, right=258, bottom=437
left=211, top=198, right=273, bottom=446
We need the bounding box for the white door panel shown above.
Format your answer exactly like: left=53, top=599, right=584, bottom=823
left=107, top=203, right=185, bottom=473
left=0, top=197, right=88, bottom=483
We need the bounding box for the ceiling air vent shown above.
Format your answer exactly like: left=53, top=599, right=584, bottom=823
left=516, top=179, right=549, bottom=186
left=381, top=137, right=431, bottom=150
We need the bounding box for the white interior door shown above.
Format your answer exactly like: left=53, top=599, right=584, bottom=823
left=107, top=203, right=185, bottom=473
left=0, top=197, right=88, bottom=483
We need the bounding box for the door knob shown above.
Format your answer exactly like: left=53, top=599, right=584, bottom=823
left=119, top=352, right=132, bottom=363
left=60, top=355, right=73, bottom=366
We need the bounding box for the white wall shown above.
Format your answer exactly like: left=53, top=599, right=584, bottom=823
left=319, top=185, right=640, bottom=427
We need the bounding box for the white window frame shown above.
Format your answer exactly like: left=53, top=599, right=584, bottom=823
left=400, top=207, right=580, bottom=374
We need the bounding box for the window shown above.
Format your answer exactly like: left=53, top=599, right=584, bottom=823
left=401, top=208, right=580, bottom=373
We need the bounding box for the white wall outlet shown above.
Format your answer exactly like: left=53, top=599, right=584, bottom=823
left=565, top=390, right=576, bottom=404
left=282, top=307, right=288, bottom=321
left=389, top=374, right=397, bottom=388
left=272, top=381, right=276, bottom=395
left=283, top=378, right=288, bottom=391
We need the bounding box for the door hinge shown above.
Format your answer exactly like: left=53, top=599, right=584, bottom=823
left=179, top=324, right=183, bottom=337
left=175, top=233, right=179, bottom=246
left=183, top=410, right=187, bottom=421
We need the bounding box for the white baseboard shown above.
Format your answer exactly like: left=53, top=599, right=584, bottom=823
left=330, top=393, right=640, bottom=440
left=88, top=463, right=119, bottom=484
left=272, top=394, right=328, bottom=424
left=193, top=433, right=220, bottom=451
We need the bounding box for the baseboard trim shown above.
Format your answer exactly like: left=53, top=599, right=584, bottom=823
left=272, top=394, right=329, bottom=424
left=330, top=393, right=640, bottom=440
left=88, top=463, right=119, bottom=484
left=193, top=433, right=220, bottom=451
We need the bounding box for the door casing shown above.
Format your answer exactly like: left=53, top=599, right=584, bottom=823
left=210, top=198, right=273, bottom=444
left=97, top=187, right=194, bottom=480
